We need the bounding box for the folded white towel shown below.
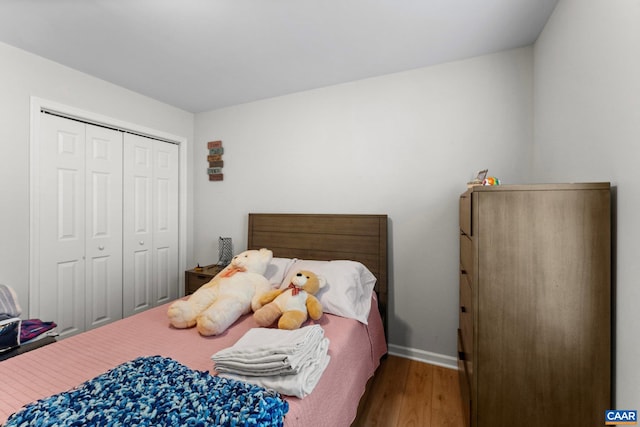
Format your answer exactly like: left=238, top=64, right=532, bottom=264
left=215, top=331, right=329, bottom=377
left=213, top=324, right=324, bottom=358
left=214, top=359, right=295, bottom=376
left=212, top=325, right=325, bottom=375
left=220, top=337, right=331, bottom=398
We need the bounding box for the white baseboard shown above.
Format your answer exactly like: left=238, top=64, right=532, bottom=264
left=388, top=344, right=458, bottom=370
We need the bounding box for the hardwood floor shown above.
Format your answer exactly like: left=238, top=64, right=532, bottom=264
left=352, top=355, right=465, bottom=427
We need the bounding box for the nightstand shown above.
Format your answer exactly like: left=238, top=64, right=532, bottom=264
left=184, top=264, right=224, bottom=295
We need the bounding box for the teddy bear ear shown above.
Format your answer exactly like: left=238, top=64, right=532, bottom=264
left=259, top=248, right=273, bottom=259
left=317, top=275, right=327, bottom=288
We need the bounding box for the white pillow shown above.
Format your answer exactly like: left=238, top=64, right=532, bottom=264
left=280, top=260, right=377, bottom=324
left=263, top=257, right=297, bottom=286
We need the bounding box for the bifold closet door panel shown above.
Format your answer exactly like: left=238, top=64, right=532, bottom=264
left=37, top=114, right=123, bottom=337
left=123, top=134, right=154, bottom=316
left=123, top=134, right=179, bottom=317
left=38, top=114, right=87, bottom=338
left=85, top=124, right=123, bottom=330
left=151, top=141, right=179, bottom=306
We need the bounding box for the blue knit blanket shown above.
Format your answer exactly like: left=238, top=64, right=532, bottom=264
left=5, top=356, right=289, bottom=426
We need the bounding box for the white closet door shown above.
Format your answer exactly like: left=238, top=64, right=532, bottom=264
left=152, top=141, right=179, bottom=306
left=123, top=134, right=154, bottom=316
left=85, top=124, right=123, bottom=329
left=38, top=115, right=124, bottom=337
left=38, top=114, right=87, bottom=338
left=123, top=134, right=178, bottom=316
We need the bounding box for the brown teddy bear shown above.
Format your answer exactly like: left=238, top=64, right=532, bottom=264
left=253, top=270, right=326, bottom=330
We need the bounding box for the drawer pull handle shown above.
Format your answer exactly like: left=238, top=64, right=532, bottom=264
left=461, top=306, right=467, bottom=313
left=461, top=269, right=467, bottom=275
left=196, top=275, right=209, bottom=280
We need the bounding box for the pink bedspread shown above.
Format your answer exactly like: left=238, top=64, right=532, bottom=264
left=0, top=297, right=386, bottom=426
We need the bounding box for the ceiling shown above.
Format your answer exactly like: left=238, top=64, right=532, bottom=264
left=0, top=0, right=558, bottom=113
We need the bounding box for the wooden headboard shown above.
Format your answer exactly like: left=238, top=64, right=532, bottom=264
left=247, top=213, right=388, bottom=334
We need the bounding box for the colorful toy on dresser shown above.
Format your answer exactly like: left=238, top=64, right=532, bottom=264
left=482, top=176, right=501, bottom=186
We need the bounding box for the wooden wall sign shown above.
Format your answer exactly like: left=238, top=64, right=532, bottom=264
left=207, top=140, right=224, bottom=181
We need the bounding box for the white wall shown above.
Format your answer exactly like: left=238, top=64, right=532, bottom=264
left=194, top=47, right=534, bottom=361
left=533, top=0, right=640, bottom=407
left=0, top=41, right=195, bottom=316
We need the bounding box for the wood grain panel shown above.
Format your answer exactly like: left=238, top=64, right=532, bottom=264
left=353, top=356, right=410, bottom=427
left=398, top=359, right=434, bottom=427
left=459, top=190, right=472, bottom=236
left=459, top=235, right=473, bottom=280
left=354, top=356, right=465, bottom=427
left=251, top=231, right=380, bottom=255
left=459, top=273, right=473, bottom=380
left=250, top=213, right=384, bottom=236
left=470, top=185, right=610, bottom=427
left=457, top=331, right=471, bottom=427
left=432, top=365, right=466, bottom=427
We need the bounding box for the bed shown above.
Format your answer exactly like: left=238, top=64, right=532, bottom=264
left=0, top=213, right=388, bottom=426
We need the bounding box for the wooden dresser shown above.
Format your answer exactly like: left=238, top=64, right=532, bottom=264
left=458, top=183, right=611, bottom=427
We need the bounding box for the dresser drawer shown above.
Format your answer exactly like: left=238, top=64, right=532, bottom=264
left=460, top=190, right=472, bottom=236
left=458, top=329, right=470, bottom=382
left=459, top=273, right=473, bottom=369
left=460, top=234, right=473, bottom=279
left=459, top=271, right=472, bottom=322
left=458, top=329, right=471, bottom=427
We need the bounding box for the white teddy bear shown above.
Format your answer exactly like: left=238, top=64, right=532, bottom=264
left=167, top=248, right=273, bottom=336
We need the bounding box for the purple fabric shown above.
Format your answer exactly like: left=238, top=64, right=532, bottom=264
left=20, top=319, right=56, bottom=342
